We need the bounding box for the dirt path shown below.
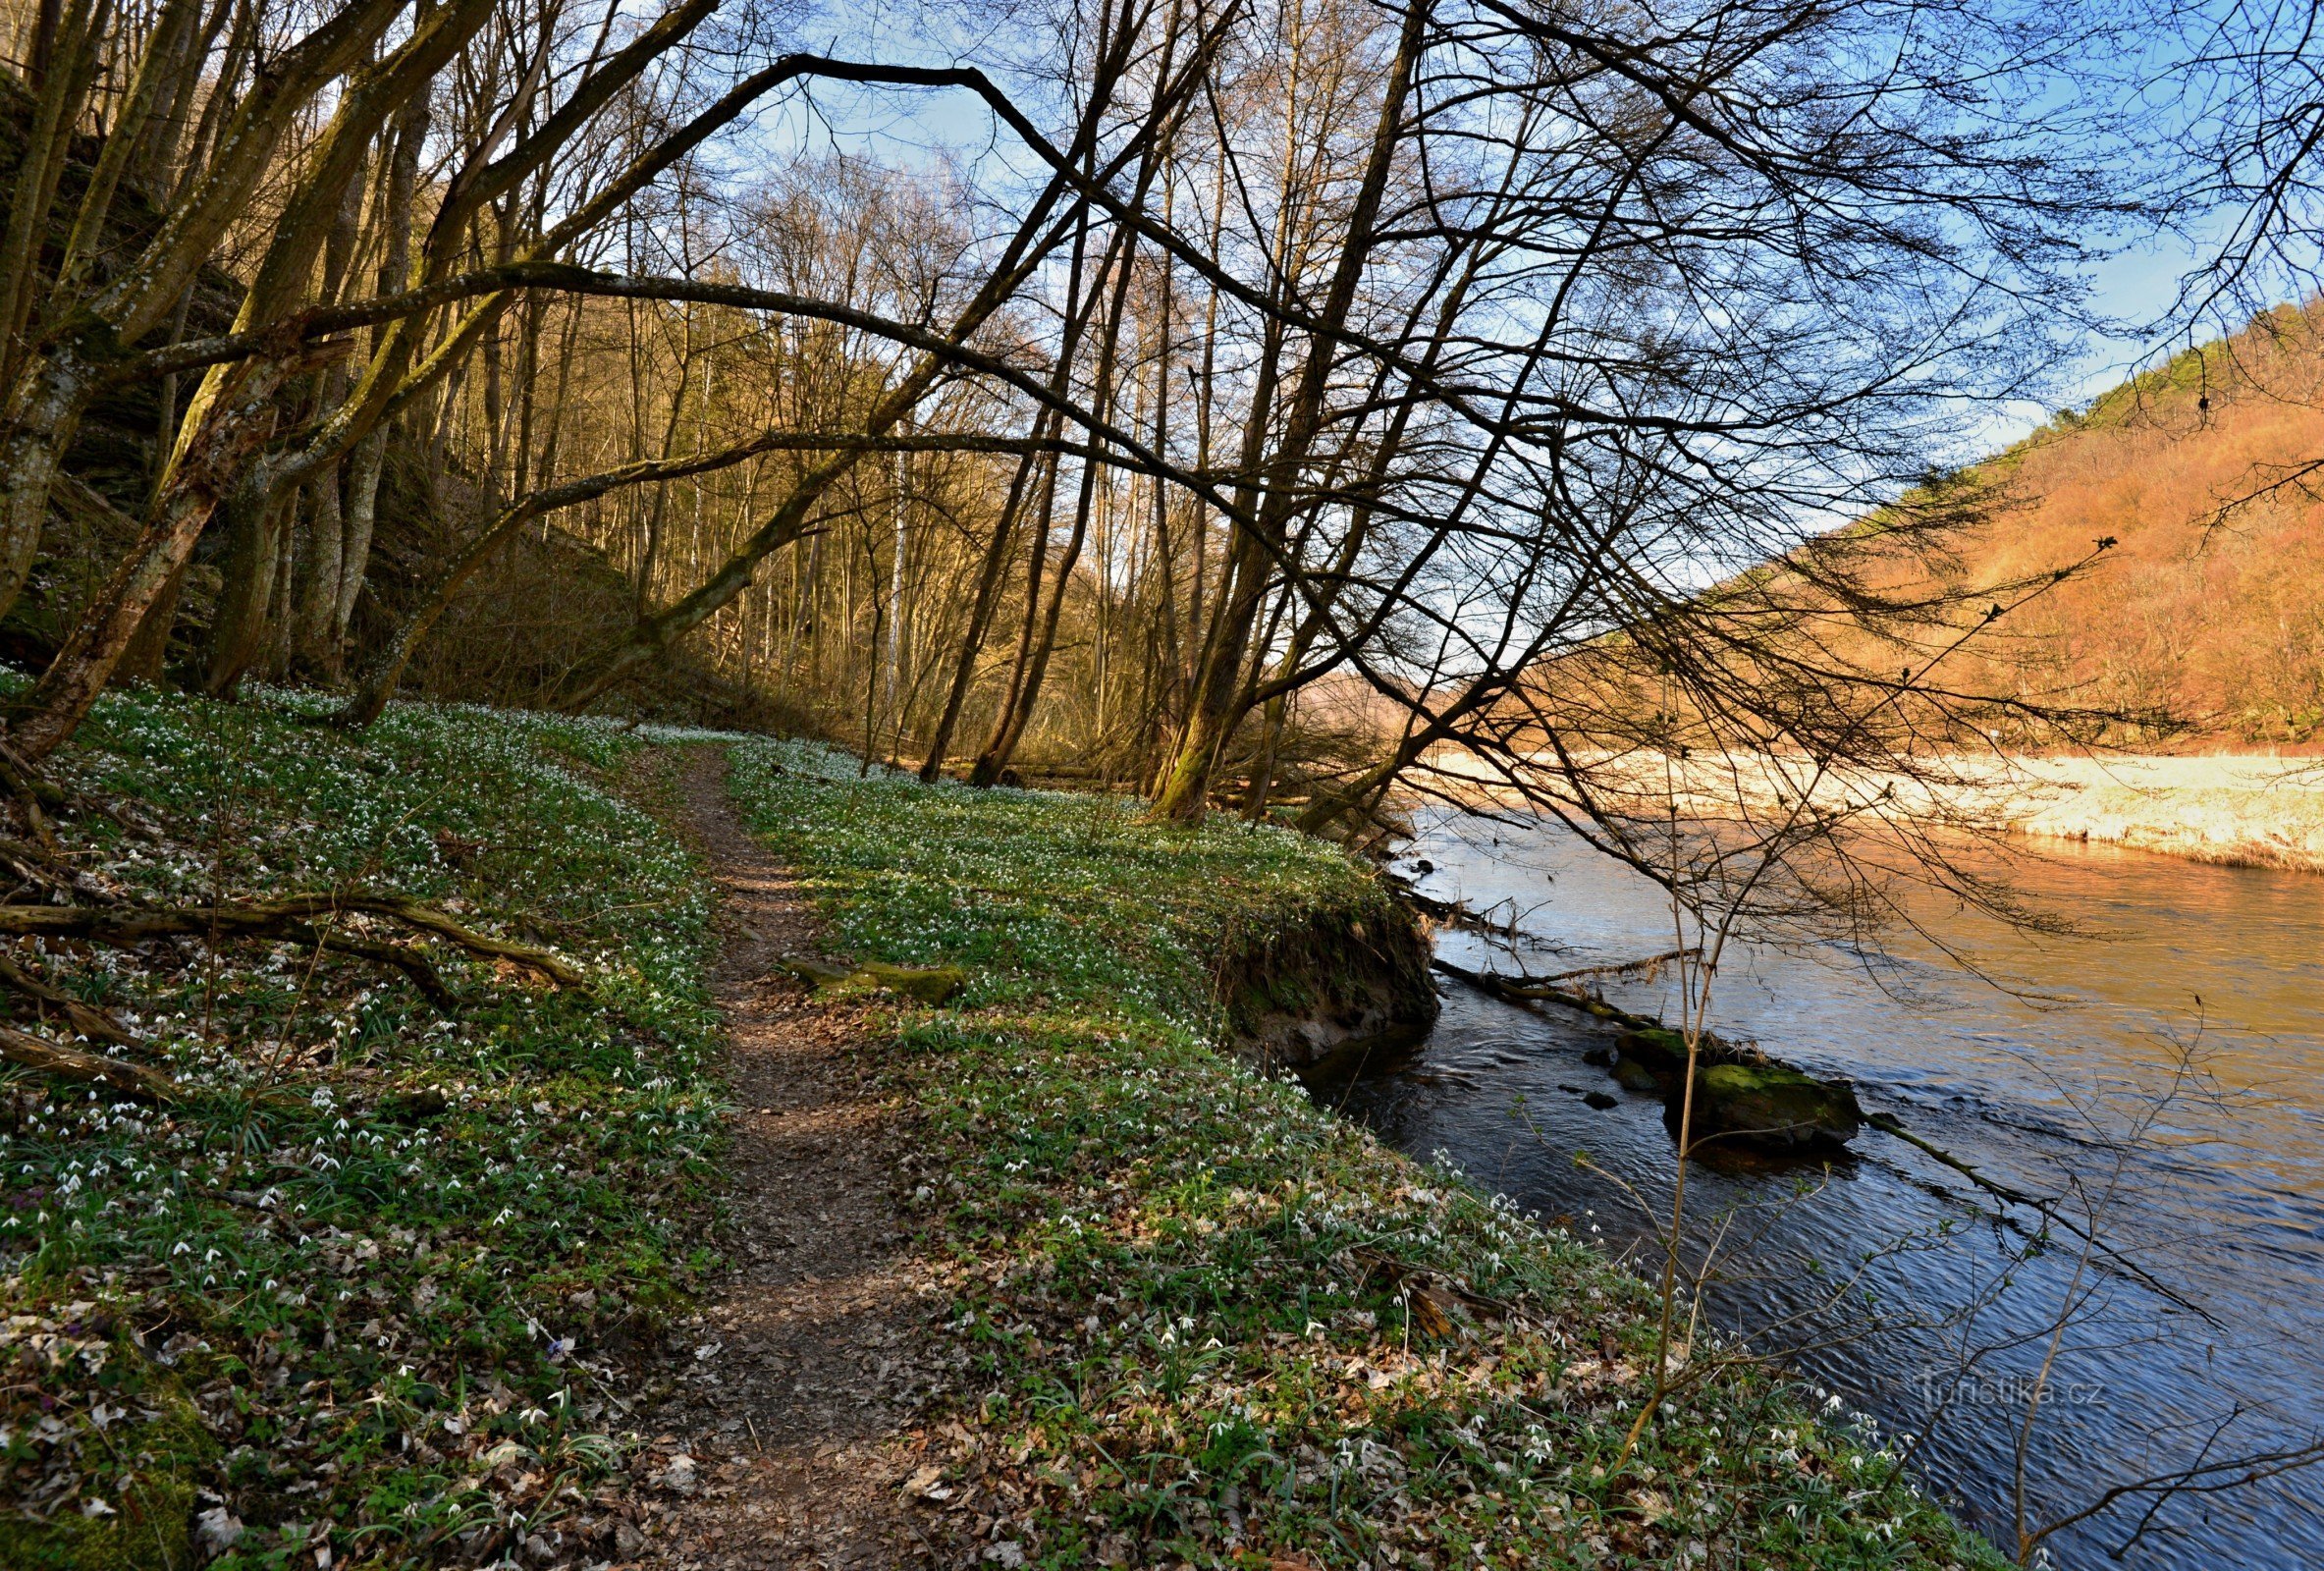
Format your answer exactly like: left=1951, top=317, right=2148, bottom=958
left=634, top=749, right=935, bottom=1567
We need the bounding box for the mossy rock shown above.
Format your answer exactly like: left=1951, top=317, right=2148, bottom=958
left=784, top=958, right=966, bottom=1005
left=1611, top=1054, right=1666, bottom=1093
left=855, top=961, right=967, bottom=1004
left=1679, top=1061, right=1863, bottom=1154
left=1613, top=1027, right=1692, bottom=1083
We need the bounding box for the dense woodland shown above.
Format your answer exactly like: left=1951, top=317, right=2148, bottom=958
left=0, top=0, right=2320, bottom=848
left=0, top=0, right=2152, bottom=860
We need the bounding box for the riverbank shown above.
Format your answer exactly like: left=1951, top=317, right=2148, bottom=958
left=1378, top=795, right=2324, bottom=1567
left=1981, top=753, right=2324, bottom=871
left=0, top=697, right=1996, bottom=1567
left=1420, top=745, right=2324, bottom=874
left=724, top=740, right=1997, bottom=1567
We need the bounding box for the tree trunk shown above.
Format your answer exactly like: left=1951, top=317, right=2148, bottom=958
left=332, top=86, right=428, bottom=660
left=917, top=435, right=1044, bottom=781
left=337, top=429, right=387, bottom=651
left=10, top=362, right=287, bottom=757
left=968, top=450, right=1062, bottom=786
left=296, top=462, right=345, bottom=677
left=114, top=562, right=184, bottom=685
left=978, top=450, right=1099, bottom=781
left=0, top=349, right=97, bottom=623
left=1147, top=0, right=1430, bottom=822
left=198, top=476, right=293, bottom=695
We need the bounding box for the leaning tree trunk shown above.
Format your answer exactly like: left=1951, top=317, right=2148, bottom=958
left=1147, top=0, right=1428, bottom=822
left=916, top=442, right=1039, bottom=782
left=977, top=450, right=1099, bottom=784
left=337, top=428, right=388, bottom=648
left=9, top=361, right=288, bottom=758
left=113, top=563, right=185, bottom=685
left=968, top=454, right=1061, bottom=787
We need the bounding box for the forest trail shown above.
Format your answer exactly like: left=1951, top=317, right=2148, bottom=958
left=641, top=749, right=931, bottom=1567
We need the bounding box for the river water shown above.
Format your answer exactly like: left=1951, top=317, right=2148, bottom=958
left=1315, top=811, right=2324, bottom=1569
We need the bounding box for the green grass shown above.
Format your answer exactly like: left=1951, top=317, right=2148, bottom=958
left=0, top=705, right=2000, bottom=1569
left=728, top=741, right=2001, bottom=1570
left=0, top=689, right=725, bottom=1567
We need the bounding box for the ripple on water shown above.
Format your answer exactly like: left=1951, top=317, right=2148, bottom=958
left=1317, top=811, right=2324, bottom=1570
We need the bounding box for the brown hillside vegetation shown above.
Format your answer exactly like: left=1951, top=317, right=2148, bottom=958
left=1942, top=303, right=2324, bottom=745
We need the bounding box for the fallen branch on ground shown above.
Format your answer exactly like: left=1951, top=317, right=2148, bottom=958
left=0, top=1024, right=178, bottom=1102
left=0, top=894, right=589, bottom=990
left=297, top=927, right=459, bottom=1008
left=0, top=951, right=142, bottom=1045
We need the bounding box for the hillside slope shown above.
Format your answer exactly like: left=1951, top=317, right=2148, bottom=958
left=1942, top=305, right=2324, bottom=745
left=0, top=76, right=769, bottom=730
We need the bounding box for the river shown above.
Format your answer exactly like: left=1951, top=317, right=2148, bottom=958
left=1314, top=810, right=2324, bottom=1569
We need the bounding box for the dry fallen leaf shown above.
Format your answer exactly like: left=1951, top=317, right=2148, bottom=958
left=901, top=1463, right=954, bottom=1502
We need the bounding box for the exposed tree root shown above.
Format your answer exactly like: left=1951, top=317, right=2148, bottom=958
left=298, top=927, right=459, bottom=1008
left=346, top=895, right=590, bottom=987
left=0, top=951, right=142, bottom=1045
left=0, top=744, right=579, bottom=1098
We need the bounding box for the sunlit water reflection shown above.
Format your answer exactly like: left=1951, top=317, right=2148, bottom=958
left=1312, top=811, right=2324, bottom=1568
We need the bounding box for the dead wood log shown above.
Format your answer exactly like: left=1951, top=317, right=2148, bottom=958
left=0, top=1024, right=179, bottom=1102
left=299, top=927, right=457, bottom=1007
left=0, top=951, right=141, bottom=1045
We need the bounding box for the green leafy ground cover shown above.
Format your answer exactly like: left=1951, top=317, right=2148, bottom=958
left=0, top=704, right=1996, bottom=1570
left=0, top=690, right=724, bottom=1567
left=728, top=741, right=1998, bottom=1570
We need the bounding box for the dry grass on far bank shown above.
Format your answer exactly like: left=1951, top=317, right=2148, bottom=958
left=1416, top=748, right=2324, bottom=875
left=1993, top=754, right=2324, bottom=872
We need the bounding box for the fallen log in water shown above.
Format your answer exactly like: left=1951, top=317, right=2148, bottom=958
left=1431, top=957, right=1861, bottom=1153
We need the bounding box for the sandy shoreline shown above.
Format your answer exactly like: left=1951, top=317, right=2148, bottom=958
left=1985, top=755, right=2324, bottom=873
left=1416, top=749, right=2324, bottom=876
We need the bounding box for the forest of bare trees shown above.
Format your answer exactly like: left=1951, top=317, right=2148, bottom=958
left=11, top=3, right=2324, bottom=1565
left=0, top=0, right=2165, bottom=852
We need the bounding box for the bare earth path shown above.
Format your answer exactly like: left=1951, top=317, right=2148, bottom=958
left=635, top=748, right=935, bottom=1568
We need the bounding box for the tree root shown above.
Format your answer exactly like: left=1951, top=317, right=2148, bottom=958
left=343, top=895, right=590, bottom=988
left=301, top=928, right=458, bottom=1008
left=0, top=1024, right=178, bottom=1102
left=0, top=894, right=589, bottom=992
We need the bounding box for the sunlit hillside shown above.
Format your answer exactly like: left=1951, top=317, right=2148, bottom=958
left=1942, top=303, right=2324, bottom=745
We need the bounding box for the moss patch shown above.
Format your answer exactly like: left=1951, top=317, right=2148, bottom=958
left=1686, top=1063, right=1865, bottom=1155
